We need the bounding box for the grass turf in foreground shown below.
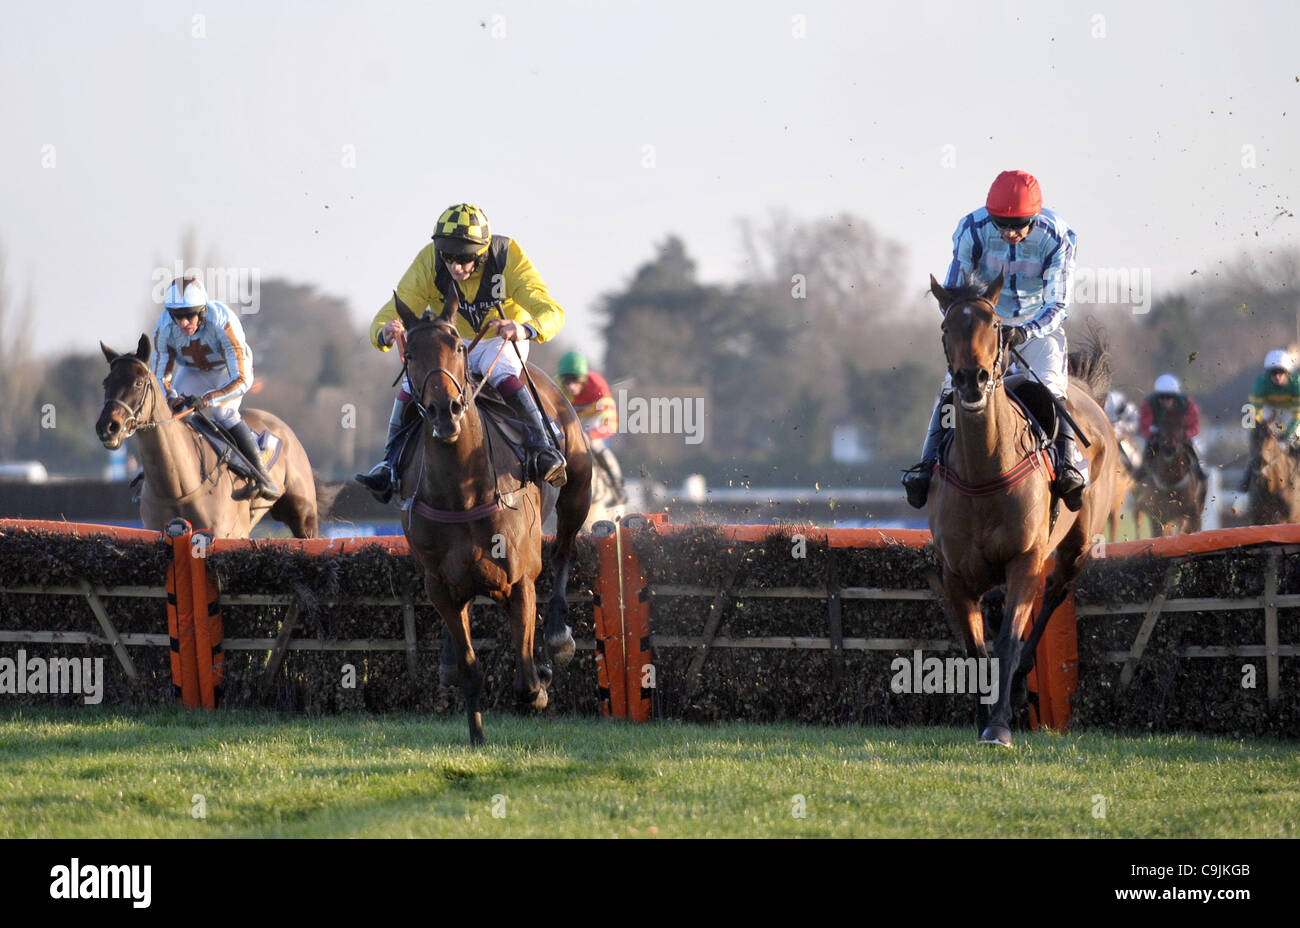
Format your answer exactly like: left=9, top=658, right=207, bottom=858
left=0, top=707, right=1295, bottom=838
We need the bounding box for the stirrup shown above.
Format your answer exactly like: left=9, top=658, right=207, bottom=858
left=534, top=450, right=567, bottom=488
left=1056, top=467, right=1086, bottom=512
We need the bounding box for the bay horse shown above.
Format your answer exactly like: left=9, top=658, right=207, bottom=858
left=393, top=289, right=591, bottom=745
left=1248, top=420, right=1300, bottom=524
left=927, top=272, right=1117, bottom=747
left=96, top=335, right=320, bottom=538
left=1134, top=438, right=1205, bottom=535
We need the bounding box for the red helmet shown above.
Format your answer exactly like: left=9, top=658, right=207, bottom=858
left=986, top=170, right=1042, bottom=219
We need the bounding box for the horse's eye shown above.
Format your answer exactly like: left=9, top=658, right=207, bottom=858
left=134, top=379, right=144, bottom=389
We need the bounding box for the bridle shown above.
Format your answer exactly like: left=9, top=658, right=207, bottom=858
left=103, top=356, right=165, bottom=437
left=942, top=297, right=1008, bottom=405
left=403, top=318, right=506, bottom=438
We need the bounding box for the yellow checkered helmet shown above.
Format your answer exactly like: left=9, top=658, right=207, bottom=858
left=433, top=203, right=491, bottom=258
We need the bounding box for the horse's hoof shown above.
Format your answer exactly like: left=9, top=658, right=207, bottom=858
left=517, top=687, right=548, bottom=712
left=537, top=663, right=554, bottom=687
left=978, top=725, right=1013, bottom=747
left=439, top=664, right=464, bottom=688
left=546, top=629, right=576, bottom=667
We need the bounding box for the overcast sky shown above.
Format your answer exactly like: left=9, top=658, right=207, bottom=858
left=1, top=0, right=1296, bottom=362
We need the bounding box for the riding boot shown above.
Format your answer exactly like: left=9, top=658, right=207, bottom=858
left=1053, top=417, right=1088, bottom=512
left=506, top=387, right=567, bottom=487
left=229, top=421, right=282, bottom=501
left=593, top=444, right=628, bottom=504
left=355, top=398, right=409, bottom=503
left=901, top=397, right=949, bottom=509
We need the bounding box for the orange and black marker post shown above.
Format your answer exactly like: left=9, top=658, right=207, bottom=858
left=591, top=524, right=626, bottom=717
left=164, top=520, right=201, bottom=707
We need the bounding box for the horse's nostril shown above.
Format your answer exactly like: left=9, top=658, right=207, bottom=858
left=977, top=370, right=989, bottom=386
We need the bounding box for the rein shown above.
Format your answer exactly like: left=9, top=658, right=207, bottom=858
left=401, top=318, right=522, bottom=523
left=938, top=297, right=1041, bottom=497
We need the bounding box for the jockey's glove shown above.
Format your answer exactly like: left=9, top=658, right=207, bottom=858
left=1007, top=325, right=1031, bottom=348
left=183, top=394, right=210, bottom=411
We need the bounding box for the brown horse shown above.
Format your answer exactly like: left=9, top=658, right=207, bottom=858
left=927, top=272, right=1117, bottom=747
left=1134, top=438, right=1205, bottom=535
left=1248, top=421, right=1300, bottom=524
left=393, top=290, right=591, bottom=745
left=96, top=335, right=320, bottom=538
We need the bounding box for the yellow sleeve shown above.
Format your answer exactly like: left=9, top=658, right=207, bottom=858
left=369, top=244, right=441, bottom=351
left=504, top=239, right=565, bottom=343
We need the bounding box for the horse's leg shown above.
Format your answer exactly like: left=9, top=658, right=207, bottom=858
left=980, top=553, right=1046, bottom=747
left=427, top=581, right=483, bottom=745
left=942, top=571, right=990, bottom=735
left=269, top=492, right=317, bottom=539
left=543, top=487, right=586, bottom=667
left=508, top=579, right=548, bottom=711
left=1014, top=525, right=1091, bottom=699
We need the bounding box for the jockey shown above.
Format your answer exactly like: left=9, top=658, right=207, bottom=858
left=356, top=203, right=567, bottom=501
left=557, top=351, right=628, bottom=505
left=1105, top=389, right=1142, bottom=474
left=1240, top=348, right=1300, bottom=490
left=1134, top=374, right=1208, bottom=481
left=151, top=276, right=281, bottom=500
left=902, top=170, right=1087, bottom=511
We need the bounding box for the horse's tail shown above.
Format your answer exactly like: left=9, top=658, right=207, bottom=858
left=313, top=475, right=346, bottom=524
left=1067, top=316, right=1112, bottom=407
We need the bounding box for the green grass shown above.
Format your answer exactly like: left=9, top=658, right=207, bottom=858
left=0, top=707, right=1295, bottom=837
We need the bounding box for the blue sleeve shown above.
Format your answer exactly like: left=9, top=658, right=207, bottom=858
left=943, top=216, right=976, bottom=298
left=1027, top=228, right=1076, bottom=338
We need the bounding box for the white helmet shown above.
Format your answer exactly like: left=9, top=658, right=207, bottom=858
left=164, top=276, right=208, bottom=312
left=1265, top=349, right=1293, bottom=372
left=1154, top=374, right=1180, bottom=394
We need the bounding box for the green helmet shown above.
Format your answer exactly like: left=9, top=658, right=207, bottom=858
left=558, top=351, right=588, bottom=378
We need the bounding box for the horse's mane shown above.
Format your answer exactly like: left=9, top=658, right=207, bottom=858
left=1066, top=316, right=1112, bottom=406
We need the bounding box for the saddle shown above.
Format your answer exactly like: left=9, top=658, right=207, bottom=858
left=391, top=377, right=567, bottom=503
left=187, top=416, right=283, bottom=487
left=131, top=417, right=283, bottom=503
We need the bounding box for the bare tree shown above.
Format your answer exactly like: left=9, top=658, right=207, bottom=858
left=0, top=243, right=39, bottom=461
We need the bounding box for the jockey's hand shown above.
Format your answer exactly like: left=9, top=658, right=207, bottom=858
left=1006, top=325, right=1031, bottom=348
left=183, top=394, right=210, bottom=411
left=382, top=319, right=406, bottom=354
left=490, top=319, right=528, bottom=343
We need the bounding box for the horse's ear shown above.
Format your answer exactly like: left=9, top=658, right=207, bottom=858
left=393, top=291, right=420, bottom=329
left=982, top=271, right=1005, bottom=307
left=930, top=275, right=955, bottom=314
left=439, top=282, right=459, bottom=323
left=100, top=341, right=119, bottom=364
left=135, top=334, right=151, bottom=361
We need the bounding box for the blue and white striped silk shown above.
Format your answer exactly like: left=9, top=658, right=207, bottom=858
left=942, top=206, right=1077, bottom=339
